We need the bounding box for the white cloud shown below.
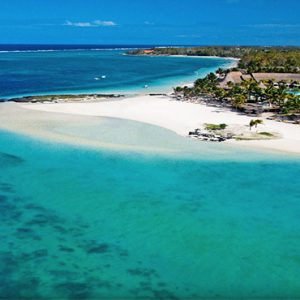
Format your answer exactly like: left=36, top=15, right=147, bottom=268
left=64, top=21, right=94, bottom=27
left=64, top=20, right=117, bottom=27
left=94, top=20, right=116, bottom=27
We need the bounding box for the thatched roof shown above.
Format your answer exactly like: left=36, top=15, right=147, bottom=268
left=219, top=71, right=243, bottom=88
left=241, top=74, right=252, bottom=81
left=252, top=73, right=300, bottom=82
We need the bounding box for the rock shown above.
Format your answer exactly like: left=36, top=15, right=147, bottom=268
left=188, top=128, right=234, bottom=142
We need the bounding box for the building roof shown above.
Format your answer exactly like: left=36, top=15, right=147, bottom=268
left=252, top=73, right=300, bottom=82
left=219, top=71, right=243, bottom=88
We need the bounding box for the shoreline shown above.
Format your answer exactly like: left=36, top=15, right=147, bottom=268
left=0, top=54, right=236, bottom=101
left=1, top=51, right=299, bottom=156
left=22, top=94, right=300, bottom=155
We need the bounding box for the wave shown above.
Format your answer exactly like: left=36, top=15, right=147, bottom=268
left=0, top=47, right=145, bottom=54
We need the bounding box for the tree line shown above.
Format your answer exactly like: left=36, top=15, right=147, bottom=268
left=128, top=46, right=300, bottom=74
left=174, top=72, right=300, bottom=114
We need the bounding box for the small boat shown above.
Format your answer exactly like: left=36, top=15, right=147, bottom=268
left=94, top=77, right=100, bottom=80
left=144, top=85, right=149, bottom=89
left=101, top=75, right=106, bottom=79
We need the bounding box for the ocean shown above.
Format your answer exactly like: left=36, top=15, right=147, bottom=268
left=0, top=45, right=232, bottom=99
left=0, top=45, right=300, bottom=299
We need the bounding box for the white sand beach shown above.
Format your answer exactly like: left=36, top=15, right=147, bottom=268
left=23, top=94, right=300, bottom=155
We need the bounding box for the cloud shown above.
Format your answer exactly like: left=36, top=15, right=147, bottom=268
left=64, top=21, right=93, bottom=27
left=64, top=20, right=117, bottom=27
left=94, top=20, right=117, bottom=27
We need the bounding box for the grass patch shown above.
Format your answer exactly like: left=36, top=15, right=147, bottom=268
left=258, top=132, right=274, bottom=137
left=205, top=123, right=227, bottom=131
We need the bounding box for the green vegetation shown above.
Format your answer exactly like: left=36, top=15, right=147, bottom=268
left=129, top=46, right=251, bottom=58
left=249, top=119, right=263, bottom=130
left=259, top=132, right=274, bottom=137
left=174, top=72, right=300, bottom=116
left=205, top=123, right=228, bottom=131
left=8, top=94, right=122, bottom=103
left=239, top=49, right=300, bottom=73
left=129, top=46, right=300, bottom=74
left=129, top=46, right=300, bottom=122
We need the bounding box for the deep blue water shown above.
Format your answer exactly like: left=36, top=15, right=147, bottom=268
left=0, top=44, right=151, bottom=51
left=0, top=45, right=231, bottom=99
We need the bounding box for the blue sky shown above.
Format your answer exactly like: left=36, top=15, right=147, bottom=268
left=1, top=0, right=300, bottom=45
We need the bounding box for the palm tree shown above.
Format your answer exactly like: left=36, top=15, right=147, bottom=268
left=174, top=86, right=183, bottom=94
left=283, top=94, right=300, bottom=113
left=216, top=68, right=225, bottom=75
left=249, top=119, right=263, bottom=130
left=232, top=93, right=246, bottom=109
left=276, top=86, right=288, bottom=108
left=213, top=87, right=226, bottom=100
left=264, top=83, right=276, bottom=108
left=241, top=79, right=261, bottom=101
left=207, top=72, right=218, bottom=83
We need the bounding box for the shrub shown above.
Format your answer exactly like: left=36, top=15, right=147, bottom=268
left=259, top=132, right=273, bottom=137
left=205, top=123, right=228, bottom=130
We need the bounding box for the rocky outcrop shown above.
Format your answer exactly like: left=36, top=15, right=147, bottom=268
left=188, top=129, right=233, bottom=142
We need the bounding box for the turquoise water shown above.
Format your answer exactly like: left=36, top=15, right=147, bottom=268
left=1, top=45, right=300, bottom=299
left=0, top=49, right=232, bottom=99
left=1, top=127, right=300, bottom=299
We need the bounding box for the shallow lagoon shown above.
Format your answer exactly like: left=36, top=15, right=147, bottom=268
left=1, top=121, right=300, bottom=299
left=0, top=50, right=232, bottom=99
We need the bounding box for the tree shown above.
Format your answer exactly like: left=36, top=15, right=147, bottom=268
left=174, top=86, right=183, bottom=93
left=249, top=119, right=263, bottom=130
left=213, top=87, right=226, bottom=100
left=276, top=86, right=288, bottom=107
left=239, top=79, right=264, bottom=102
left=216, top=68, right=225, bottom=76
left=282, top=94, right=300, bottom=113
left=264, top=83, right=278, bottom=108
left=232, top=93, right=246, bottom=109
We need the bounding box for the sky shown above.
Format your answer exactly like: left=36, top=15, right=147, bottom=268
left=0, top=0, right=300, bottom=45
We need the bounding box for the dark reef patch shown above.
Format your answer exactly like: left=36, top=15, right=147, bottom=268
left=127, top=268, right=160, bottom=279
left=16, top=227, right=34, bottom=234
left=0, top=277, right=41, bottom=299
left=55, top=281, right=93, bottom=300
left=59, top=245, right=75, bottom=253
left=151, top=289, right=178, bottom=300
left=0, top=183, right=14, bottom=193
left=84, top=242, right=110, bottom=254
left=0, top=194, right=8, bottom=203
left=53, top=225, right=69, bottom=234
left=25, top=212, right=64, bottom=227
left=14, top=227, right=41, bottom=241
left=0, top=152, right=24, bottom=168
left=0, top=195, right=23, bottom=222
